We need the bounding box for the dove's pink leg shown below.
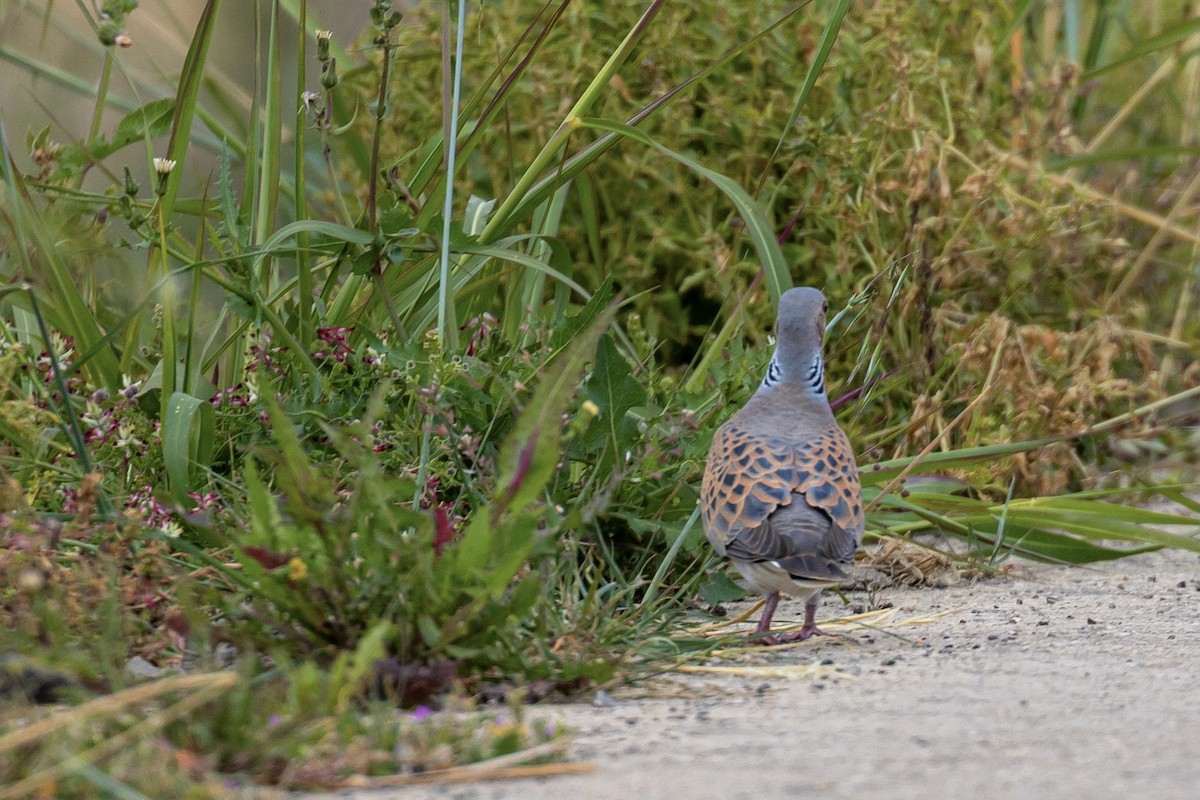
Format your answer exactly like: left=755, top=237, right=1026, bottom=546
left=754, top=591, right=781, bottom=634
left=796, top=592, right=833, bottom=640
left=758, top=592, right=836, bottom=645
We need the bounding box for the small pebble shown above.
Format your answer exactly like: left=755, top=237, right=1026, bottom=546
left=125, top=656, right=163, bottom=680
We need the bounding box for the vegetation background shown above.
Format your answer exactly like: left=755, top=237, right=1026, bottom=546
left=1, top=0, right=1198, bottom=795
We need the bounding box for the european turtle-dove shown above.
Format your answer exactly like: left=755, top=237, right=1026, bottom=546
left=701, top=287, right=863, bottom=643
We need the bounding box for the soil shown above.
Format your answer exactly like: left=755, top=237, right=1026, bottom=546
left=317, top=547, right=1200, bottom=800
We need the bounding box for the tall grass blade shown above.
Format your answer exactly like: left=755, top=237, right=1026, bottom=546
left=438, top=0, right=469, bottom=348
left=293, top=0, right=313, bottom=346
left=755, top=0, right=851, bottom=195
left=479, top=0, right=666, bottom=245
left=1083, top=16, right=1200, bottom=79
left=253, top=0, right=284, bottom=290
left=162, top=0, right=223, bottom=219
left=578, top=118, right=789, bottom=304
left=498, top=4, right=806, bottom=238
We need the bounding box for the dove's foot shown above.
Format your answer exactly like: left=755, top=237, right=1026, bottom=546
left=756, top=624, right=836, bottom=645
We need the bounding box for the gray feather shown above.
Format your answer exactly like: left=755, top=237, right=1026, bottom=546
left=725, top=491, right=857, bottom=583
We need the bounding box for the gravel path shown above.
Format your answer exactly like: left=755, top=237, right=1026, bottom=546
left=315, top=548, right=1200, bottom=800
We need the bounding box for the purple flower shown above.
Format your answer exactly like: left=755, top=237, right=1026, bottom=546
left=409, top=705, right=432, bottom=721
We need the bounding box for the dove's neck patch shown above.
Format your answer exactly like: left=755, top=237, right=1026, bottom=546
left=759, top=355, right=782, bottom=391
left=806, top=353, right=825, bottom=395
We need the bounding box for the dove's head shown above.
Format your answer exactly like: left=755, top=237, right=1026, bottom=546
left=759, top=286, right=828, bottom=396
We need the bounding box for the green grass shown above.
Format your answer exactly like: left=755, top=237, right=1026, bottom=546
left=1, top=0, right=1199, bottom=794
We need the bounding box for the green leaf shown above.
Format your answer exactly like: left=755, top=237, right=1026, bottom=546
left=243, top=459, right=278, bottom=549
left=699, top=573, right=749, bottom=604
left=550, top=276, right=615, bottom=351
left=110, top=99, right=176, bottom=148
left=1001, top=509, right=1200, bottom=553
left=417, top=615, right=442, bottom=647
left=508, top=574, right=543, bottom=619
left=162, top=391, right=215, bottom=503
left=464, top=195, right=497, bottom=235
left=347, top=621, right=394, bottom=693
left=484, top=515, right=538, bottom=597
left=582, top=334, right=648, bottom=470
left=69, top=98, right=176, bottom=162
left=873, top=486, right=1200, bottom=564
left=1083, top=16, right=1200, bottom=79
left=494, top=4, right=807, bottom=236
left=494, top=305, right=616, bottom=517
left=451, top=303, right=616, bottom=585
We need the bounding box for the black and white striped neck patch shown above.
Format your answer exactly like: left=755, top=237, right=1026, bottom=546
left=806, top=353, right=825, bottom=395
left=760, top=355, right=782, bottom=390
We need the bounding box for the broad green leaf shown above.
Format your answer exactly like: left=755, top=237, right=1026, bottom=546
left=507, top=574, right=543, bottom=619
left=483, top=515, right=538, bottom=597
left=243, top=458, right=278, bottom=549
left=453, top=304, right=616, bottom=577
left=699, top=573, right=749, bottom=604
left=550, top=276, right=615, bottom=351
left=417, top=615, right=442, bottom=647
left=162, top=391, right=215, bottom=502
left=464, top=195, right=496, bottom=235
left=74, top=98, right=176, bottom=162
left=582, top=334, right=648, bottom=470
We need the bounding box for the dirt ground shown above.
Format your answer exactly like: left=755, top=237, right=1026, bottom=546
left=317, top=547, right=1200, bottom=800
